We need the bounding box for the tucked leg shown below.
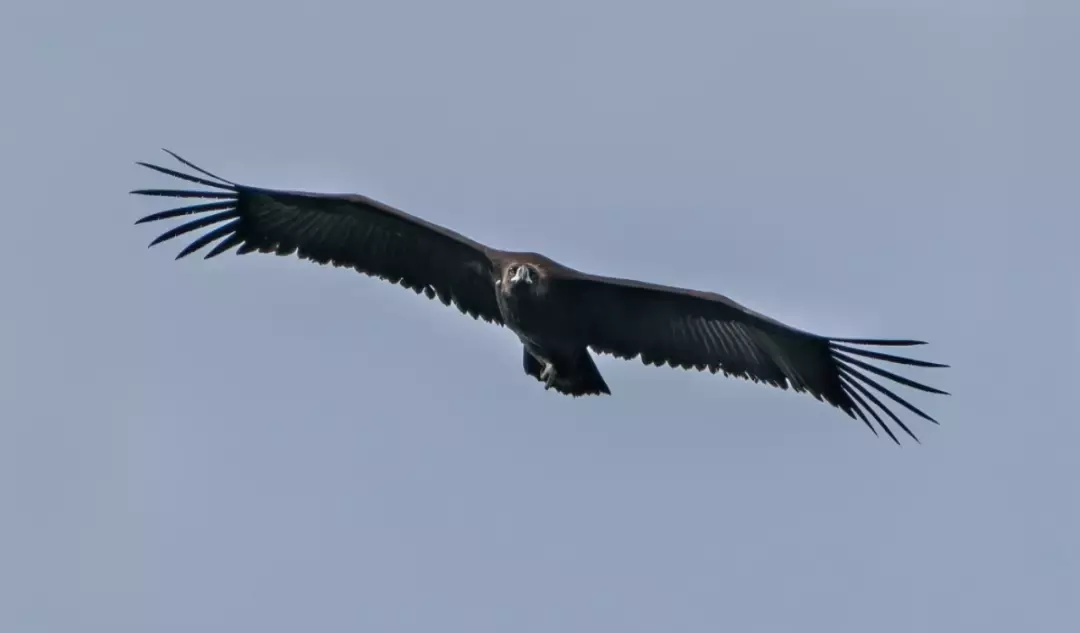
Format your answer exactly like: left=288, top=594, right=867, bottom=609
left=521, top=345, right=611, bottom=397
left=540, top=362, right=557, bottom=389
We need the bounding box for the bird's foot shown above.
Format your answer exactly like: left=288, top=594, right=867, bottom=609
left=540, top=363, right=557, bottom=390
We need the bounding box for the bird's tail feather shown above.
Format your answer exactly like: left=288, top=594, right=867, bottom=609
left=523, top=347, right=611, bottom=397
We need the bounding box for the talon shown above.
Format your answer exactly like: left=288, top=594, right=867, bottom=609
left=540, top=363, right=556, bottom=389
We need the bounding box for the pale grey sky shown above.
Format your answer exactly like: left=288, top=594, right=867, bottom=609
left=3, top=0, right=1077, bottom=631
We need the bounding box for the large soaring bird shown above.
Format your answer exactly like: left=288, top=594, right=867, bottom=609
left=132, top=150, right=948, bottom=444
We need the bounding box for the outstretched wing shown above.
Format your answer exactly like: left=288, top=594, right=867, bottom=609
left=131, top=150, right=504, bottom=325
left=554, top=272, right=948, bottom=444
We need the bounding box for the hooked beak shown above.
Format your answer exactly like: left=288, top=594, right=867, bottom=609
left=511, top=266, right=531, bottom=284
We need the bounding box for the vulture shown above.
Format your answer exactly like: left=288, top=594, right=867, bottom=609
left=132, top=150, right=948, bottom=444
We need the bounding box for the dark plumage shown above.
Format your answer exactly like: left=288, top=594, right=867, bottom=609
left=132, top=150, right=949, bottom=444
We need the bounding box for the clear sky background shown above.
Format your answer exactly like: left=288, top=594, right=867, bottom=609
left=3, top=1, right=1077, bottom=631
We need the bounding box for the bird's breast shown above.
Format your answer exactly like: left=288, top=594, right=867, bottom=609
left=497, top=289, right=576, bottom=343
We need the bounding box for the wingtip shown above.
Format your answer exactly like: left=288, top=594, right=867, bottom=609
left=829, top=337, right=931, bottom=347
left=881, top=339, right=927, bottom=346
left=162, top=148, right=185, bottom=163
left=134, top=160, right=165, bottom=175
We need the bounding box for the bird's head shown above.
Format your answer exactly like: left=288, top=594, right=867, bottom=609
left=502, top=262, right=543, bottom=295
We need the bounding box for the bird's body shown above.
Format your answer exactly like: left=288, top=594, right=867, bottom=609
left=494, top=256, right=612, bottom=396
left=132, top=150, right=948, bottom=444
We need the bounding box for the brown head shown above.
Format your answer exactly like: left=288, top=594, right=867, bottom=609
left=498, top=258, right=550, bottom=298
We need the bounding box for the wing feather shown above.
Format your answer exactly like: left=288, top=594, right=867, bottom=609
left=555, top=273, right=947, bottom=443
left=131, top=150, right=504, bottom=324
